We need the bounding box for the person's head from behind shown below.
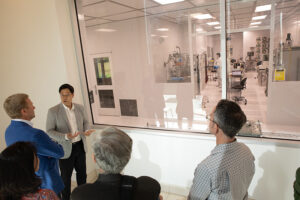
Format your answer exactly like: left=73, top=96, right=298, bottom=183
left=3, top=93, right=35, bottom=121
left=0, top=142, right=41, bottom=200
left=93, top=127, right=132, bottom=174
left=209, top=99, right=246, bottom=138
left=59, top=84, right=74, bottom=108
left=216, top=53, right=221, bottom=58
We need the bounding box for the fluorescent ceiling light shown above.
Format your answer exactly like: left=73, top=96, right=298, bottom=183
left=214, top=26, right=221, bottom=29
left=255, top=4, right=271, bottom=12
left=96, top=28, right=116, bottom=32
left=78, top=14, right=84, bottom=20
left=151, top=34, right=157, bottom=37
left=191, top=13, right=213, bottom=20
left=250, top=21, right=262, bottom=25
left=196, top=28, right=203, bottom=32
left=294, top=21, right=300, bottom=24
left=207, top=21, right=219, bottom=26
left=160, top=35, right=168, bottom=38
left=153, top=0, right=184, bottom=5
left=249, top=26, right=259, bottom=28
left=252, top=15, right=267, bottom=20
left=157, top=28, right=169, bottom=31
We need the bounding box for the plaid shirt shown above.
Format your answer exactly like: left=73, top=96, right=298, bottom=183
left=188, top=140, right=255, bottom=200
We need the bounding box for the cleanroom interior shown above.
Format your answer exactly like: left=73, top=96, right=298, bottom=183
left=76, top=0, right=300, bottom=140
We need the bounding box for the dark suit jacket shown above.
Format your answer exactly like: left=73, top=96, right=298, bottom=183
left=71, top=174, right=161, bottom=200
left=5, top=120, right=65, bottom=194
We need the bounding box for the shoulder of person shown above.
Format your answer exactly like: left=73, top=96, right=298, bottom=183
left=71, top=183, right=94, bottom=199
left=136, top=176, right=160, bottom=190
left=74, top=103, right=84, bottom=110
left=48, top=104, right=61, bottom=112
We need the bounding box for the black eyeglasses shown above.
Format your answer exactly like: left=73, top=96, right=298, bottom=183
left=206, top=115, right=218, bottom=126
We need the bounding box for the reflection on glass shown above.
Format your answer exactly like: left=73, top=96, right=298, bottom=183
left=94, top=57, right=112, bottom=85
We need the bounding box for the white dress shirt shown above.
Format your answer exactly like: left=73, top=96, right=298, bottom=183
left=63, top=103, right=81, bottom=143
left=12, top=119, right=34, bottom=127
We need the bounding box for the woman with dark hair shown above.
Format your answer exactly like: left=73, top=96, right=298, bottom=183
left=0, top=142, right=59, bottom=200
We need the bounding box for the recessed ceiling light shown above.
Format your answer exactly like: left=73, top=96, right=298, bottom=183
left=252, top=15, right=267, bottom=20
left=255, top=4, right=271, bottom=12
left=214, top=26, right=221, bottom=29
left=250, top=22, right=262, bottom=25
left=78, top=14, right=84, bottom=20
left=160, top=35, right=169, bottom=38
left=153, top=0, right=184, bottom=5
left=96, top=28, right=116, bottom=32
left=191, top=13, right=213, bottom=20
left=157, top=28, right=169, bottom=31
left=207, top=21, right=219, bottom=26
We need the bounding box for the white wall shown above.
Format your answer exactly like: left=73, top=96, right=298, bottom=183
left=0, top=0, right=94, bottom=174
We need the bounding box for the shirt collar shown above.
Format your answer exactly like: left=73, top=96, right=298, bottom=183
left=12, top=119, right=33, bottom=127
left=211, top=139, right=237, bottom=155
left=96, top=173, right=121, bottom=183
left=62, top=103, right=74, bottom=111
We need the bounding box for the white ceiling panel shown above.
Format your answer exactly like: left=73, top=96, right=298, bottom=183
left=111, top=0, right=158, bottom=9
left=146, top=1, right=194, bottom=14
left=77, top=0, right=104, bottom=6
left=230, top=1, right=254, bottom=10
left=82, top=1, right=134, bottom=18
left=189, top=0, right=219, bottom=7
left=103, top=10, right=146, bottom=21
left=85, top=18, right=112, bottom=26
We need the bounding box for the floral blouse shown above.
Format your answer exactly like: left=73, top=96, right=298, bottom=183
left=22, top=189, right=59, bottom=200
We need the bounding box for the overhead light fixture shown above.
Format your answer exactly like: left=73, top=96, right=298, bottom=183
left=207, top=21, right=219, bottom=26
left=250, top=22, right=262, bottom=25
left=191, top=13, right=213, bottom=20
left=151, top=34, right=157, bottom=37
left=294, top=21, right=300, bottom=24
left=196, top=28, right=203, bottom=32
left=255, top=4, right=271, bottom=12
left=252, top=15, right=267, bottom=20
left=78, top=14, right=85, bottom=20
left=153, top=0, right=184, bottom=5
left=214, top=26, right=221, bottom=29
left=160, top=35, right=168, bottom=38
left=157, top=28, right=169, bottom=31
left=249, top=26, right=259, bottom=28
left=96, top=28, right=116, bottom=32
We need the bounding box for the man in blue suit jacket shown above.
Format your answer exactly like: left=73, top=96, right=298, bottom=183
left=3, top=93, right=65, bottom=195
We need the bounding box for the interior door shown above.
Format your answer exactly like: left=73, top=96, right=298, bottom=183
left=87, top=53, right=119, bottom=116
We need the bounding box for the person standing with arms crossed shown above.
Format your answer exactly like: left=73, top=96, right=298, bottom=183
left=46, top=84, right=94, bottom=200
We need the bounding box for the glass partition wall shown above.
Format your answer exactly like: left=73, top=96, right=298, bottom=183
left=74, top=0, right=300, bottom=140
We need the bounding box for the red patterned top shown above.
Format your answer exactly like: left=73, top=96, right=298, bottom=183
left=22, top=189, right=59, bottom=200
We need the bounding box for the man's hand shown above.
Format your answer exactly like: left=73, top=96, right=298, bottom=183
left=84, top=129, right=95, bottom=136
left=66, top=132, right=80, bottom=140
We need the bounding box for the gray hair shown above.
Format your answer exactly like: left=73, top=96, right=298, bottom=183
left=213, top=99, right=246, bottom=138
left=93, top=127, right=132, bottom=174
left=3, top=93, right=29, bottom=119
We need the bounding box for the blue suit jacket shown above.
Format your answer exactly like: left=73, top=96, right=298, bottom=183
left=5, top=120, right=65, bottom=194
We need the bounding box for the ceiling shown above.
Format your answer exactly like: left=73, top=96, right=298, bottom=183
left=76, top=0, right=300, bottom=31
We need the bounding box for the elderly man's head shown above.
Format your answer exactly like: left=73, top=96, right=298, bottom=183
left=210, top=99, right=246, bottom=138
left=93, top=127, right=132, bottom=174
